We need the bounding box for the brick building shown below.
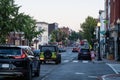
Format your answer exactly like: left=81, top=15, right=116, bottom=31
left=105, top=0, right=120, bottom=60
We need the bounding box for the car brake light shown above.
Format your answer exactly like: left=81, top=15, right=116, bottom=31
left=14, top=51, right=27, bottom=59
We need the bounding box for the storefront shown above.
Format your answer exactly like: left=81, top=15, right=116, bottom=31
left=107, top=37, right=115, bottom=60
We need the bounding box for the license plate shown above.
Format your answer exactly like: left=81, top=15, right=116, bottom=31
left=83, top=52, right=87, bottom=54
left=2, top=64, right=9, bottom=68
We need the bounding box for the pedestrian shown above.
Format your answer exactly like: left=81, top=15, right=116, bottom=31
left=90, top=49, right=96, bottom=63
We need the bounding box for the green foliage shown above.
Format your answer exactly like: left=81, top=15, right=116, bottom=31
left=68, top=31, right=82, bottom=41
left=0, top=0, right=44, bottom=44
left=50, top=29, right=67, bottom=43
left=0, top=0, right=20, bottom=43
left=81, top=16, right=97, bottom=45
left=13, top=13, right=44, bottom=45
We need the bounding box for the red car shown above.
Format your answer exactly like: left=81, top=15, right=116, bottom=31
left=72, top=47, right=79, bottom=52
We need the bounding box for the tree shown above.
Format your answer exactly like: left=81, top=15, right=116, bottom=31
left=68, top=31, right=82, bottom=42
left=81, top=16, right=97, bottom=46
left=50, top=29, right=67, bottom=44
left=0, top=0, right=44, bottom=45
left=14, top=13, right=44, bottom=45
left=0, top=0, right=20, bottom=43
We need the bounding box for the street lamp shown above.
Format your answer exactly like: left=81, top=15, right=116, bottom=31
left=6, top=39, right=8, bottom=44
left=97, top=22, right=102, bottom=61
left=117, top=18, right=120, bottom=61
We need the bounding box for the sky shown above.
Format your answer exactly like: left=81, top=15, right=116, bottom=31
left=15, top=0, right=104, bottom=32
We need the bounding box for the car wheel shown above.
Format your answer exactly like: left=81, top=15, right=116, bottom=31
left=78, top=56, right=80, bottom=60
left=43, top=60, right=46, bottom=64
left=34, top=63, right=40, bottom=77
left=40, top=60, right=42, bottom=64
left=78, top=55, right=82, bottom=60
left=55, top=60, right=59, bottom=64
left=55, top=54, right=61, bottom=64
left=58, top=54, right=61, bottom=63
left=24, top=66, right=32, bottom=80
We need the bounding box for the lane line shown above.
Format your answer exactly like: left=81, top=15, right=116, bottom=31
left=63, top=60, right=69, bottom=63
left=88, top=76, right=98, bottom=78
left=75, top=72, right=84, bottom=75
left=106, top=63, right=119, bottom=74
left=82, top=60, right=89, bottom=63
left=72, top=60, right=79, bottom=63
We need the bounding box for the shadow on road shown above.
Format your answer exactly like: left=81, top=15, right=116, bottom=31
left=1, top=76, right=24, bottom=80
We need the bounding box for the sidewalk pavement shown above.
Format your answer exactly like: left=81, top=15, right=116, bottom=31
left=96, top=59, right=120, bottom=80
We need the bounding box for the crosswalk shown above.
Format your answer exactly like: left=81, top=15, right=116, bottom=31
left=106, top=63, right=120, bottom=74
left=62, top=60, right=89, bottom=63
left=62, top=60, right=120, bottom=75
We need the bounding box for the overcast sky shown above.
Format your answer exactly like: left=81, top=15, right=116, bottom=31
left=15, top=0, right=104, bottom=32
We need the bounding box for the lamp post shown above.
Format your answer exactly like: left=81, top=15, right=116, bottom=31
left=97, top=22, right=102, bottom=61
left=6, top=39, right=8, bottom=44
left=93, top=31, right=96, bottom=51
left=117, top=18, right=120, bottom=61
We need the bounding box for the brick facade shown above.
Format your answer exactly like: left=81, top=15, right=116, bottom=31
left=110, top=0, right=120, bottom=25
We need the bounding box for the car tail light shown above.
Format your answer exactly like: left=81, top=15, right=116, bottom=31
left=14, top=50, right=27, bottom=59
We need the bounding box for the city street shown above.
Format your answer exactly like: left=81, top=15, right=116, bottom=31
left=0, top=0, right=120, bottom=80
left=1, top=47, right=120, bottom=80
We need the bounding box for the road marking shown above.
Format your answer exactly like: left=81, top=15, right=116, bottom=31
left=75, top=72, right=84, bottom=75
left=63, top=60, right=69, bottom=63
left=63, top=60, right=90, bottom=63
left=106, top=63, right=119, bottom=74
left=82, top=60, right=89, bottom=63
left=72, top=60, right=79, bottom=63
left=88, top=76, right=98, bottom=78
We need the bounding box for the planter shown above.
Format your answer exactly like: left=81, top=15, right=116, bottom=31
left=107, top=54, right=114, bottom=60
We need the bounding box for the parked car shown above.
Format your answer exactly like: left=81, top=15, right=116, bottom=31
left=0, top=45, right=41, bottom=80
left=78, top=48, right=91, bottom=60
left=39, top=45, right=61, bottom=64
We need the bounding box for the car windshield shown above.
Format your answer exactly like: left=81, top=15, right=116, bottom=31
left=0, top=48, right=21, bottom=56
left=41, top=46, right=56, bottom=52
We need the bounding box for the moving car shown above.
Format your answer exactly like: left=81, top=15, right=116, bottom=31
left=78, top=48, right=91, bottom=60
left=59, top=47, right=66, bottom=52
left=39, top=45, right=61, bottom=64
left=0, top=45, right=41, bottom=80
left=72, top=47, right=79, bottom=52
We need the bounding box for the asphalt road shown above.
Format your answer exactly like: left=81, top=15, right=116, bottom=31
left=0, top=47, right=115, bottom=80
left=33, top=47, right=115, bottom=80
left=37, top=61, right=114, bottom=80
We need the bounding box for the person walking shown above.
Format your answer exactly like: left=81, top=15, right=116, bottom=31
left=90, top=49, right=96, bottom=63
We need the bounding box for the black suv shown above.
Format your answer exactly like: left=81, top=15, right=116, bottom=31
left=39, top=45, right=61, bottom=64
left=0, top=46, right=40, bottom=80
left=78, top=48, right=91, bottom=60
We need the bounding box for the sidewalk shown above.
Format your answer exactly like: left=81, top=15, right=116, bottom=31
left=96, top=59, right=120, bottom=80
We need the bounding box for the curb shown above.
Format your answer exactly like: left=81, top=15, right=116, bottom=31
left=98, top=74, right=120, bottom=80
